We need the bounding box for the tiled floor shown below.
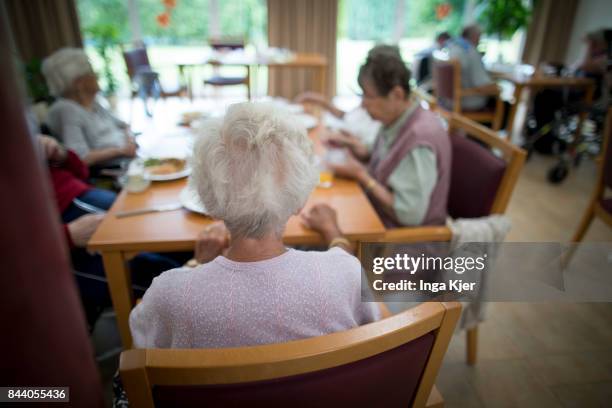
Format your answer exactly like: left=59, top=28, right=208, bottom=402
left=92, top=95, right=612, bottom=407
left=433, top=154, right=612, bottom=408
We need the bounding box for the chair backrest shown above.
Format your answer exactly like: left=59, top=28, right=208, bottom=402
left=120, top=302, right=461, bottom=408
left=123, top=47, right=152, bottom=79
left=412, top=86, right=438, bottom=111
left=601, top=107, right=612, bottom=191
left=208, top=37, right=245, bottom=51
left=414, top=54, right=432, bottom=84
left=432, top=57, right=461, bottom=112
left=446, top=113, right=526, bottom=218
left=0, top=15, right=104, bottom=406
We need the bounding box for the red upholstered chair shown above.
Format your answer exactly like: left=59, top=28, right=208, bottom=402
left=383, top=111, right=526, bottom=365
left=204, top=38, right=251, bottom=99
left=120, top=302, right=460, bottom=408
left=432, top=56, right=504, bottom=132
left=571, top=107, right=612, bottom=243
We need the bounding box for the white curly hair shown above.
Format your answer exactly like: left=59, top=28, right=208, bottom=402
left=191, top=102, right=318, bottom=239
left=41, top=48, right=94, bottom=97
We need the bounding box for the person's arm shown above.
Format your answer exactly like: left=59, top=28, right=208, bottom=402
left=82, top=145, right=134, bottom=166
left=358, top=147, right=437, bottom=226
left=295, top=92, right=346, bottom=118
left=468, top=49, right=495, bottom=89
left=326, top=151, right=396, bottom=219
left=462, top=83, right=499, bottom=95
left=66, top=214, right=105, bottom=248
left=579, top=55, right=607, bottom=75
left=59, top=106, right=136, bottom=166
left=324, top=130, right=371, bottom=161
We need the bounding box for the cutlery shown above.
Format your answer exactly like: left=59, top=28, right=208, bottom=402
left=115, top=203, right=182, bottom=218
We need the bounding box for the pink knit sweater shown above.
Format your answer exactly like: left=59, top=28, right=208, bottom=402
left=130, top=248, right=381, bottom=348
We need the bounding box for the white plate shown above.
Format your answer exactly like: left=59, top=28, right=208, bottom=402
left=294, top=113, right=318, bottom=130
left=179, top=187, right=207, bottom=215
left=144, top=166, right=191, bottom=181
left=285, top=104, right=304, bottom=114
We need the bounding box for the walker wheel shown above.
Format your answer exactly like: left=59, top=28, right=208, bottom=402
left=547, top=163, right=568, bottom=184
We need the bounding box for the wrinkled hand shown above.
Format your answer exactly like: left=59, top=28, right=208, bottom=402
left=67, top=214, right=105, bottom=247
left=120, top=139, right=138, bottom=157
left=322, top=130, right=357, bottom=149
left=194, top=221, right=230, bottom=264
left=39, top=135, right=67, bottom=163
left=294, top=91, right=327, bottom=106
left=301, top=203, right=341, bottom=238
left=327, top=150, right=367, bottom=181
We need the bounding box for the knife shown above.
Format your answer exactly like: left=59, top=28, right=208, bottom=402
left=115, top=203, right=182, bottom=218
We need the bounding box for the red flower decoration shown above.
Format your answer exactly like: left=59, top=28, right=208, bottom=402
left=163, top=0, right=176, bottom=8
left=156, top=12, right=170, bottom=27
left=436, top=3, right=452, bottom=20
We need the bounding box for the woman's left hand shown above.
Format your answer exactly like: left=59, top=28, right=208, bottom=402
left=194, top=221, right=230, bottom=264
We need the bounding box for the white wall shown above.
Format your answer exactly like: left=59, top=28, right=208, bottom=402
left=565, top=0, right=612, bottom=66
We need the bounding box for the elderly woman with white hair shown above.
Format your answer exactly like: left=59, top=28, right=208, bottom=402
left=42, top=48, right=136, bottom=167
left=129, top=102, right=381, bottom=348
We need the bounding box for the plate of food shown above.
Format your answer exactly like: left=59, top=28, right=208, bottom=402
left=143, top=158, right=191, bottom=181
left=179, top=186, right=207, bottom=215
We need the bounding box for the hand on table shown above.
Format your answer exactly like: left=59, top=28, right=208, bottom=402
left=301, top=203, right=342, bottom=241
left=39, top=135, right=67, bottom=163
left=68, top=213, right=105, bottom=247
left=321, top=129, right=357, bottom=149
left=194, top=221, right=230, bottom=264
left=327, top=150, right=368, bottom=181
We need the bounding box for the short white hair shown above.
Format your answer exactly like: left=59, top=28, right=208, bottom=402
left=191, top=102, right=318, bottom=238
left=42, top=48, right=94, bottom=96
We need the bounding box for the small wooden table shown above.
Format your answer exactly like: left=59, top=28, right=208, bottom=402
left=89, top=140, right=384, bottom=348
left=489, top=69, right=595, bottom=136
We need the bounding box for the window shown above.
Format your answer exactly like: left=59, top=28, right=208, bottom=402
left=77, top=0, right=266, bottom=96
left=337, top=0, right=527, bottom=96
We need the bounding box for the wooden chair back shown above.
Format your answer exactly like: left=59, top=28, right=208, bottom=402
left=601, top=107, right=612, bottom=191
left=447, top=113, right=526, bottom=217
left=120, top=302, right=461, bottom=408
left=432, top=56, right=461, bottom=113
left=569, top=107, right=612, bottom=245
left=123, top=47, right=152, bottom=80
left=432, top=54, right=504, bottom=131
left=383, top=110, right=525, bottom=243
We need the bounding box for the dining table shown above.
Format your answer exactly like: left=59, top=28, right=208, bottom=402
left=88, top=124, right=385, bottom=348
left=487, top=66, right=595, bottom=137
left=177, top=51, right=328, bottom=100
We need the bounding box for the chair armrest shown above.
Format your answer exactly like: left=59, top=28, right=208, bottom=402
left=382, top=226, right=452, bottom=243
left=461, top=85, right=501, bottom=97
left=413, top=87, right=437, bottom=109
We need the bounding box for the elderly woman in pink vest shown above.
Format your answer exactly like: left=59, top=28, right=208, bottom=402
left=129, top=102, right=382, bottom=348
left=327, top=46, right=451, bottom=227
